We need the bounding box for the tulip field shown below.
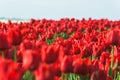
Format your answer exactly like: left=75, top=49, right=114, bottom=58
left=1, top=18, right=120, bottom=80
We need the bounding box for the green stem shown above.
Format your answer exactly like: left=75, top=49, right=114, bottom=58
left=14, top=46, right=17, bottom=62
left=62, top=73, right=65, bottom=80
left=111, top=45, right=114, bottom=68
left=108, top=45, right=114, bottom=77
left=1, top=51, right=5, bottom=59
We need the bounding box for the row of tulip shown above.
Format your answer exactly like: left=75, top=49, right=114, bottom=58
left=0, top=18, right=120, bottom=80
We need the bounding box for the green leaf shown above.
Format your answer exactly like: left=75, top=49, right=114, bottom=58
left=61, top=33, right=68, bottom=40
left=69, top=73, right=73, bottom=80
left=62, top=73, right=82, bottom=80
left=81, top=29, right=86, bottom=33
left=108, top=67, right=112, bottom=76
left=22, top=70, right=35, bottom=80
left=46, top=39, right=54, bottom=45
left=117, top=72, right=120, bottom=80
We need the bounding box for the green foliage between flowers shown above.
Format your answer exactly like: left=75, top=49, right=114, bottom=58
left=22, top=70, right=35, bottom=80
left=62, top=73, right=89, bottom=80
left=46, top=32, right=69, bottom=45
left=115, top=72, right=120, bottom=80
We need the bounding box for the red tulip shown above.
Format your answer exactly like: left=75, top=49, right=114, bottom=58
left=105, top=59, right=111, bottom=73
left=106, top=76, right=112, bottom=80
left=41, top=45, right=59, bottom=64
left=30, top=18, right=36, bottom=24
left=34, top=64, right=54, bottom=80
left=73, top=58, right=91, bottom=75
left=106, top=29, right=120, bottom=45
left=54, top=77, right=61, bottom=80
left=93, top=43, right=105, bottom=57
left=0, top=58, right=23, bottom=80
left=7, top=71, right=22, bottom=80
left=114, top=46, right=120, bottom=57
left=20, top=39, right=36, bottom=51
left=0, top=32, right=10, bottom=50
left=90, top=72, right=97, bottom=80
left=90, top=70, right=107, bottom=80
left=22, top=50, right=41, bottom=71
left=72, top=44, right=80, bottom=54
left=100, top=52, right=110, bottom=65
left=52, top=62, right=61, bottom=77
left=3, top=47, right=14, bottom=59
left=7, top=28, right=22, bottom=45
left=91, top=60, right=99, bottom=72
left=81, top=44, right=93, bottom=58
left=97, top=70, right=107, bottom=80
left=114, top=46, right=120, bottom=65
left=61, top=56, right=74, bottom=73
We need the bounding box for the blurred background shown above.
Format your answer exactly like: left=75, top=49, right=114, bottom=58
left=0, top=0, right=120, bottom=20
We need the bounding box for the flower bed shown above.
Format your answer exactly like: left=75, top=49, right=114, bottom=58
left=0, top=18, right=120, bottom=80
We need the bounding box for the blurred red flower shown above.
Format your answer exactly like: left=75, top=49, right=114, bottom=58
left=22, top=50, right=41, bottom=71
left=0, top=32, right=10, bottom=51
left=106, top=30, right=120, bottom=45
left=41, top=45, right=59, bottom=64
left=34, top=64, right=54, bottom=80
left=73, top=58, right=91, bottom=75
left=61, top=55, right=74, bottom=73
left=7, top=28, right=22, bottom=45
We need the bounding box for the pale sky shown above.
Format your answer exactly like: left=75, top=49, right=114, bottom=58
left=0, top=0, right=120, bottom=20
